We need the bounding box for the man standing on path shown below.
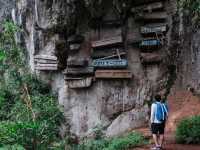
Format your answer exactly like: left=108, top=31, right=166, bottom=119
left=150, top=94, right=168, bottom=150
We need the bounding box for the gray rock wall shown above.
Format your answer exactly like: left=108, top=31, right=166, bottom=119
left=12, top=0, right=178, bottom=138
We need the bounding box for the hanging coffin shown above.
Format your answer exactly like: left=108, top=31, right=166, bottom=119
left=34, top=55, right=57, bottom=61
left=102, top=19, right=121, bottom=27
left=134, top=0, right=165, bottom=6
left=68, top=35, right=84, bottom=44
left=92, top=59, right=128, bottom=68
left=140, top=53, right=163, bottom=64
left=34, top=55, right=58, bottom=71
left=92, top=36, right=123, bottom=48
left=69, top=44, right=81, bottom=51
left=67, top=59, right=88, bottom=67
left=92, top=48, right=126, bottom=59
left=34, top=59, right=58, bottom=64
left=140, top=24, right=168, bottom=35
left=132, top=2, right=164, bottom=12
left=136, top=12, right=167, bottom=21
left=140, top=39, right=161, bottom=49
left=63, top=67, right=94, bottom=76
left=95, top=70, right=132, bottom=79
left=35, top=64, right=58, bottom=71
left=66, top=77, right=93, bottom=89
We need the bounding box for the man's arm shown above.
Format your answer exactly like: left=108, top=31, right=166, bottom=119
left=150, top=104, right=155, bottom=123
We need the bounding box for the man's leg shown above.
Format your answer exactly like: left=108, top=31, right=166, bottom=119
left=159, top=134, right=164, bottom=147
left=152, top=134, right=159, bottom=147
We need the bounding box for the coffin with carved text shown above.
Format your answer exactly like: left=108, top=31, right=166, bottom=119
left=92, top=59, right=128, bottom=68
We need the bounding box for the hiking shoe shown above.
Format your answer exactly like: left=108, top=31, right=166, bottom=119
left=151, top=147, right=160, bottom=150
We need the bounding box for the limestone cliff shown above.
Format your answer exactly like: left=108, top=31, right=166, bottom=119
left=6, top=0, right=181, bottom=138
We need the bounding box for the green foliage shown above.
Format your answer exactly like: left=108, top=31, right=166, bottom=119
left=104, top=132, right=146, bottom=150
left=178, top=0, right=200, bottom=26
left=176, top=116, right=200, bottom=144
left=0, top=144, right=25, bottom=150
left=0, top=21, right=65, bottom=149
left=73, top=132, right=146, bottom=150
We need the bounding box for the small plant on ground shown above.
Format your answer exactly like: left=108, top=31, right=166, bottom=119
left=176, top=115, right=200, bottom=144
left=73, top=132, right=146, bottom=150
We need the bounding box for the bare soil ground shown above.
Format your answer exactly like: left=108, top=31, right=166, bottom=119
left=131, top=91, right=200, bottom=150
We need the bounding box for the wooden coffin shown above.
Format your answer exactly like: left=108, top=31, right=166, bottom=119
left=102, top=20, right=121, bottom=27
left=136, top=12, right=167, bottom=21
left=63, top=67, right=94, bottom=75
left=140, top=53, right=163, bottom=64
left=134, top=0, right=165, bottom=6
left=127, top=33, right=142, bottom=44
left=67, top=59, right=88, bottom=67
left=35, top=64, right=58, bottom=71
left=92, top=36, right=123, bottom=48
left=68, top=35, right=84, bottom=44
left=92, top=59, right=128, bottom=68
left=34, top=55, right=57, bottom=61
left=141, top=24, right=168, bottom=35
left=92, top=48, right=126, bottom=59
left=66, top=77, right=93, bottom=89
left=140, top=39, right=161, bottom=48
left=35, top=67, right=58, bottom=71
left=34, top=59, right=57, bottom=64
left=132, top=2, right=164, bottom=12
left=70, top=44, right=81, bottom=51
left=95, top=70, right=132, bottom=79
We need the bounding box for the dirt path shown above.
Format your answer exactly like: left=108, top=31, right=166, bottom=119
left=131, top=91, right=200, bottom=150
left=133, top=131, right=200, bottom=150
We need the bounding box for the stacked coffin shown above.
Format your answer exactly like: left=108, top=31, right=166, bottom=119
left=91, top=36, right=132, bottom=79
left=134, top=0, right=168, bottom=65
left=68, top=35, right=84, bottom=52
left=63, top=35, right=94, bottom=89
left=34, top=55, right=58, bottom=71
left=63, top=58, right=94, bottom=89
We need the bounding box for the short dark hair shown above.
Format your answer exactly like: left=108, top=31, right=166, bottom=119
left=155, top=94, right=161, bottom=102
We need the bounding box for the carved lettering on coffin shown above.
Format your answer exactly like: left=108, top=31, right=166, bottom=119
left=92, top=36, right=123, bottom=48
left=140, top=53, right=163, bottom=64
left=140, top=39, right=161, bottom=49
left=95, top=70, right=132, bottom=79
left=136, top=12, right=167, bottom=21
left=141, top=25, right=168, bottom=35
left=92, top=59, right=128, bottom=68
left=66, top=77, right=93, bottom=89
left=63, top=67, right=94, bottom=75
left=132, top=2, right=164, bottom=12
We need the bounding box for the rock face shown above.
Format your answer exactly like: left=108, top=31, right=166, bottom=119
left=11, top=0, right=179, bottom=137
left=0, top=0, right=15, bottom=21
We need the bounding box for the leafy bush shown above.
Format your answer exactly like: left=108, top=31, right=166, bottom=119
left=0, top=21, right=65, bottom=149
left=104, top=132, right=146, bottom=150
left=178, top=0, right=200, bottom=26
left=73, top=132, right=146, bottom=150
left=176, top=115, right=200, bottom=144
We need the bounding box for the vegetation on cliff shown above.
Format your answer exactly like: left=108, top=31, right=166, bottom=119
left=0, top=21, right=65, bottom=149
left=178, top=0, right=200, bottom=27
